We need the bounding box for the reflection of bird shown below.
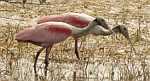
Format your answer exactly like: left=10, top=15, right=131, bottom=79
left=15, top=18, right=101, bottom=76
left=37, top=12, right=110, bottom=60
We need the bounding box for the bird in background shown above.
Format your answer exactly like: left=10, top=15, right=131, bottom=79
left=36, top=12, right=111, bottom=60
left=15, top=18, right=102, bottom=76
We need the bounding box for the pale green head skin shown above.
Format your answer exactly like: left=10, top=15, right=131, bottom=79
left=95, top=17, right=109, bottom=30
left=112, top=25, right=129, bottom=39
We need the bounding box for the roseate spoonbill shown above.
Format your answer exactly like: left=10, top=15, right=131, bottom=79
left=37, top=12, right=111, bottom=60
left=37, top=13, right=110, bottom=30
left=15, top=18, right=101, bottom=76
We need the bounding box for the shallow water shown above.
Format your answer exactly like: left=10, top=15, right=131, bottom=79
left=0, top=0, right=150, bottom=81
left=0, top=53, right=150, bottom=81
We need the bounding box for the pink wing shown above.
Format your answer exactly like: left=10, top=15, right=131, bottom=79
left=64, top=13, right=94, bottom=27
left=37, top=15, right=65, bottom=24
left=15, top=22, right=72, bottom=47
left=37, top=12, right=95, bottom=28
left=15, top=26, right=34, bottom=42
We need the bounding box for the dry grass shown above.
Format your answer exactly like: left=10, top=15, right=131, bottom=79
left=0, top=0, right=150, bottom=81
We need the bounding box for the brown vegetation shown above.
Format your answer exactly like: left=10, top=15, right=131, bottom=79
left=0, top=0, right=150, bottom=81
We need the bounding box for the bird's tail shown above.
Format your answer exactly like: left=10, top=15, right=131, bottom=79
left=15, top=26, right=34, bottom=42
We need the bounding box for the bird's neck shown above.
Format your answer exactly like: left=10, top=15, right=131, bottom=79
left=112, top=27, right=120, bottom=34
left=73, top=21, right=97, bottom=38
left=96, top=26, right=121, bottom=36
left=90, top=25, right=113, bottom=36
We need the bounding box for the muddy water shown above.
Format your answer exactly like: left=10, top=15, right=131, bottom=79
left=0, top=54, right=150, bottom=81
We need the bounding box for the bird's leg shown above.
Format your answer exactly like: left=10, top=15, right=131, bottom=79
left=44, top=45, right=52, bottom=76
left=34, top=47, right=45, bottom=76
left=79, top=36, right=86, bottom=49
left=75, top=39, right=80, bottom=60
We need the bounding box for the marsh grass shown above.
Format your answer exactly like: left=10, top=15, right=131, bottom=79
left=0, top=0, right=150, bottom=81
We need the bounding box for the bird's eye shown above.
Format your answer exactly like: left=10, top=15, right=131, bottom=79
left=101, top=19, right=105, bottom=22
left=94, top=18, right=98, bottom=22
left=123, top=27, right=127, bottom=30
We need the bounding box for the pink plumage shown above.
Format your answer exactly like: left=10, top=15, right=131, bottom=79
left=16, top=22, right=72, bottom=47
left=37, top=12, right=95, bottom=28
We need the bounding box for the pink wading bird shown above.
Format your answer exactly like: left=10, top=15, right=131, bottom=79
left=15, top=18, right=102, bottom=76
left=37, top=12, right=111, bottom=60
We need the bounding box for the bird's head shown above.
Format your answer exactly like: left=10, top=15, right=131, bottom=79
left=93, top=17, right=109, bottom=29
left=113, top=25, right=129, bottom=40
left=113, top=25, right=137, bottom=54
